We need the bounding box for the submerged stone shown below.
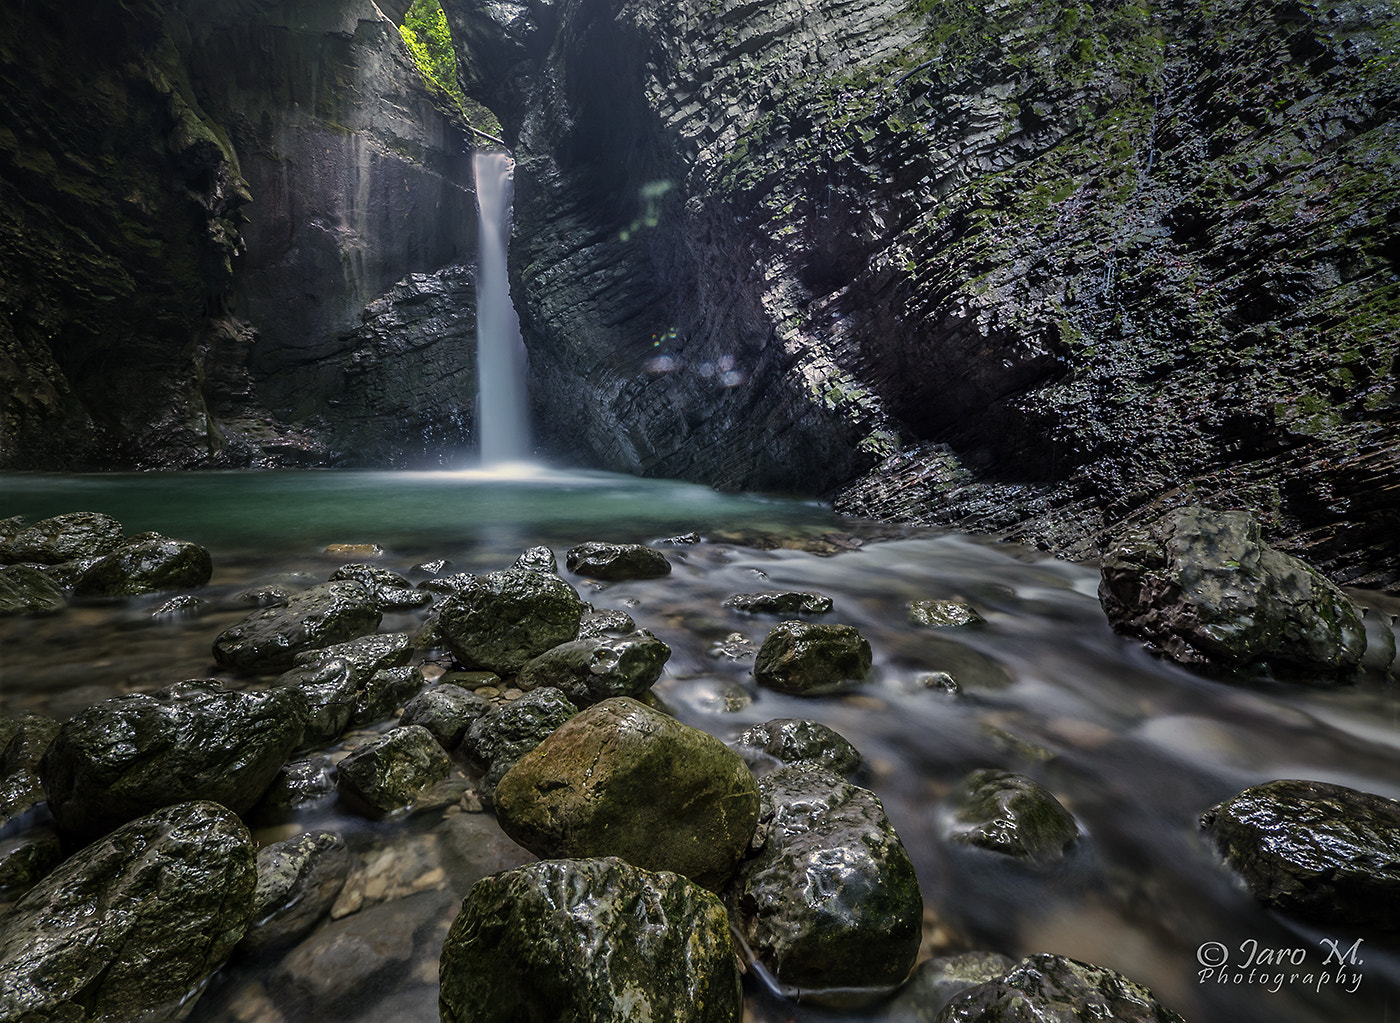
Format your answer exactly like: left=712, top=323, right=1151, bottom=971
left=39, top=680, right=308, bottom=842
left=935, top=953, right=1186, bottom=1022
left=724, top=590, right=834, bottom=615
left=0, top=511, right=124, bottom=565
left=0, top=801, right=257, bottom=1023
left=516, top=630, right=671, bottom=706
left=908, top=600, right=985, bottom=627
left=946, top=769, right=1080, bottom=863
left=439, top=857, right=742, bottom=1023
left=753, top=620, right=872, bottom=695
left=436, top=568, right=585, bottom=674
left=1200, top=778, right=1400, bottom=929
left=885, top=952, right=1019, bottom=1022
left=73, top=535, right=213, bottom=598
left=565, top=541, right=672, bottom=580
left=1099, top=506, right=1366, bottom=678
left=212, top=581, right=383, bottom=674
left=494, top=697, right=758, bottom=891
left=336, top=725, right=451, bottom=819
left=727, top=763, right=922, bottom=1000
left=733, top=718, right=863, bottom=777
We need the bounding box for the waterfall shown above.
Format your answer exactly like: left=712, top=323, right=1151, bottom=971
left=473, top=152, right=532, bottom=465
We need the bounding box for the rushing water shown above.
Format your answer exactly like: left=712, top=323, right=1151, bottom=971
left=2, top=469, right=1398, bottom=1023
left=472, top=153, right=532, bottom=465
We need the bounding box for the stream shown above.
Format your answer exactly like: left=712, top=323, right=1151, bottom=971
left=2, top=467, right=1398, bottom=1023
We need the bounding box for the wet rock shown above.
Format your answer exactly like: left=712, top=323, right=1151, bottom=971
left=212, top=581, right=383, bottom=674
left=462, top=688, right=577, bottom=794
left=324, top=543, right=384, bottom=559
left=577, top=606, right=637, bottom=639
left=1200, top=778, right=1400, bottom=929
left=0, top=801, right=257, bottom=1023
left=908, top=600, right=985, bottom=627
left=709, top=632, right=758, bottom=662
left=39, top=680, right=308, bottom=842
left=728, top=763, right=922, bottom=1000
left=0, top=511, right=124, bottom=565
left=935, top=953, right=1186, bottom=1023
left=353, top=665, right=427, bottom=725
left=241, top=831, right=350, bottom=953
left=1099, top=507, right=1366, bottom=677
left=234, top=584, right=292, bottom=607
left=753, top=620, right=872, bottom=695
left=565, top=541, right=672, bottom=580
left=416, top=571, right=478, bottom=597
left=436, top=568, right=585, bottom=674
left=0, top=827, right=62, bottom=897
left=733, top=718, right=863, bottom=777
left=275, top=658, right=360, bottom=745
left=494, top=697, right=758, bottom=891
left=151, top=594, right=211, bottom=618
left=330, top=562, right=433, bottom=610
left=884, top=952, right=1018, bottom=1022
left=249, top=755, right=338, bottom=826
left=400, top=684, right=494, bottom=751
left=336, top=725, right=451, bottom=819
left=516, top=630, right=671, bottom=706
left=0, top=714, right=61, bottom=828
left=412, top=558, right=452, bottom=576
left=0, top=565, right=67, bottom=616
left=439, top=857, right=741, bottom=1023
left=73, top=535, right=213, bottom=598
left=291, top=630, right=412, bottom=681
left=512, top=545, right=558, bottom=573
left=724, top=590, right=834, bottom=615
left=946, top=769, right=1079, bottom=863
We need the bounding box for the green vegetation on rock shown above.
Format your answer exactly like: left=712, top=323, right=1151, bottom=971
left=398, top=0, right=503, bottom=141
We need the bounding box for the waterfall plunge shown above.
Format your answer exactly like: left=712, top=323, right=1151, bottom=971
left=473, top=152, right=532, bottom=466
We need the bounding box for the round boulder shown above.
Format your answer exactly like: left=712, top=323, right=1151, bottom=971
left=436, top=568, right=585, bottom=674
left=1200, top=778, right=1400, bottom=929
left=39, top=680, right=308, bottom=842
left=73, top=535, right=213, bottom=598
left=727, top=763, right=922, bottom=999
left=0, top=801, right=257, bottom=1023
left=516, top=630, right=671, bottom=706
left=753, top=621, right=872, bottom=695
left=493, top=697, right=759, bottom=891
left=565, top=541, right=672, bottom=580
left=439, top=857, right=741, bottom=1023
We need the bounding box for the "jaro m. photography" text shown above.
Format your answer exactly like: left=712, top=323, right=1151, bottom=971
left=1197, top=937, right=1365, bottom=993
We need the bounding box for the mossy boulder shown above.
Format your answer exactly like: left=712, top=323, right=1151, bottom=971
left=399, top=683, right=494, bottom=751
left=439, top=857, right=742, bottom=1023
left=436, top=568, right=585, bottom=673
left=493, top=697, right=759, bottom=891
left=274, top=658, right=360, bottom=746
left=946, top=769, right=1080, bottom=863
left=0, top=713, right=61, bottom=829
left=0, top=565, right=67, bottom=616
left=39, top=680, right=308, bottom=842
left=0, top=801, right=257, bottom=1023
left=329, top=563, right=433, bottom=610
left=935, top=953, right=1186, bottom=1023
left=1200, top=778, right=1400, bottom=929
left=565, top=541, right=672, bottom=580
left=336, top=725, right=451, bottom=819
left=727, top=763, right=922, bottom=1000
left=753, top=620, right=872, bottom=695
left=212, top=581, right=383, bottom=674
left=0, top=512, right=124, bottom=565
left=72, top=535, right=213, bottom=598
left=516, top=630, right=671, bottom=706
left=1099, top=506, right=1366, bottom=678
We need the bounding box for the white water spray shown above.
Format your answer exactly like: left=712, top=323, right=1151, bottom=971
left=473, top=152, right=532, bottom=465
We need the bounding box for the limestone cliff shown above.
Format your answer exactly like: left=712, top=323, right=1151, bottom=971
left=448, top=0, right=1400, bottom=587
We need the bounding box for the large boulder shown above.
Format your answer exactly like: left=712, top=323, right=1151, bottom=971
left=0, top=565, right=67, bottom=616
left=273, top=658, right=360, bottom=746
left=935, top=954, right=1186, bottom=1023
left=72, top=535, right=213, bottom=598
left=0, top=801, right=257, bottom=1023
left=0, top=512, right=124, bottom=565
left=1099, top=507, right=1366, bottom=677
left=753, top=621, right=873, bottom=695
left=727, top=763, right=922, bottom=999
left=439, top=857, right=741, bottom=1023
left=516, top=630, right=671, bottom=706
left=945, top=769, right=1080, bottom=863
left=329, top=563, right=433, bottom=610
left=436, top=568, right=585, bottom=674
left=211, top=581, right=383, bottom=674
left=565, top=541, right=672, bottom=580
left=1200, top=778, right=1400, bottom=929
left=336, top=725, right=451, bottom=819
left=461, top=687, right=577, bottom=795
left=39, top=680, right=308, bottom=842
left=494, top=697, right=759, bottom=891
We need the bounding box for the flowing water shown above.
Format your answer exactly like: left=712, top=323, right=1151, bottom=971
left=2, top=469, right=1398, bottom=1023
left=472, top=153, right=532, bottom=465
